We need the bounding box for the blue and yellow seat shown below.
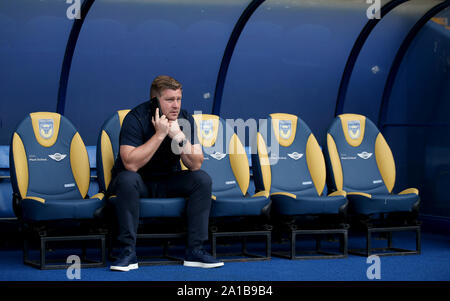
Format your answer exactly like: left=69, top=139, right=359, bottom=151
left=193, top=114, right=270, bottom=217
left=10, top=112, right=106, bottom=269
left=326, top=113, right=420, bottom=255
left=252, top=113, right=348, bottom=259
left=327, top=114, right=420, bottom=215
left=193, top=114, right=271, bottom=260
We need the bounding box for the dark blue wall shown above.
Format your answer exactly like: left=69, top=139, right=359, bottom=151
left=0, top=0, right=449, bottom=221
left=0, top=0, right=73, bottom=143
left=341, top=0, right=442, bottom=122
left=219, top=0, right=369, bottom=147
left=383, top=7, right=450, bottom=217
left=64, top=0, right=250, bottom=145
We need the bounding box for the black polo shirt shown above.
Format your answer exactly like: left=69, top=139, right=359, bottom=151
left=112, top=100, right=197, bottom=181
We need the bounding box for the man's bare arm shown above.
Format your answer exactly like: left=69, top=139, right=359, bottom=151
left=121, top=108, right=169, bottom=172
left=179, top=141, right=204, bottom=171
left=120, top=134, right=165, bottom=172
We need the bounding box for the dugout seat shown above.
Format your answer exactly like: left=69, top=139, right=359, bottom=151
left=326, top=113, right=420, bottom=256
left=192, top=114, right=271, bottom=261
left=9, top=112, right=106, bottom=269
left=252, top=113, right=348, bottom=259
left=97, top=110, right=186, bottom=265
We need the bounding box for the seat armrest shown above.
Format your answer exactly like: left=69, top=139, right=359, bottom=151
left=328, top=190, right=346, bottom=197
left=398, top=188, right=419, bottom=195
left=347, top=191, right=372, bottom=198
left=270, top=191, right=296, bottom=199
left=252, top=190, right=269, bottom=198
left=25, top=196, right=46, bottom=203
left=91, top=193, right=105, bottom=200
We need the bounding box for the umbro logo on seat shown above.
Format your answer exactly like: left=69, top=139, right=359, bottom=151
left=287, top=152, right=303, bottom=160
left=210, top=152, right=226, bottom=160
left=49, top=153, right=67, bottom=162
left=357, top=151, right=373, bottom=160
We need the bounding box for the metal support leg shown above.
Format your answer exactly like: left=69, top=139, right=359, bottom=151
left=416, top=227, right=421, bottom=254
left=316, top=237, right=321, bottom=253
left=290, top=232, right=296, bottom=259
left=387, top=232, right=393, bottom=249
left=40, top=237, right=46, bottom=269
left=367, top=229, right=372, bottom=257
left=211, top=235, right=217, bottom=258
left=343, top=231, right=348, bottom=256
left=242, top=237, right=247, bottom=255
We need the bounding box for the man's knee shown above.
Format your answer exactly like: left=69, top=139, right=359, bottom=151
left=108, top=171, right=144, bottom=204
left=113, top=170, right=143, bottom=189
left=190, top=169, right=212, bottom=190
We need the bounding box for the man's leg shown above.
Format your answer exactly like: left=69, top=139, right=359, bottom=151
left=163, top=169, right=223, bottom=268
left=164, top=169, right=212, bottom=247
left=107, top=170, right=148, bottom=271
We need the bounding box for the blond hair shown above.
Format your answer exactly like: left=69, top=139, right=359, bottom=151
left=150, top=75, right=182, bottom=98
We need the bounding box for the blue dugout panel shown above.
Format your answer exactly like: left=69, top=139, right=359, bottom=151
left=64, top=0, right=250, bottom=145
left=219, top=0, right=372, bottom=146
left=340, top=0, right=443, bottom=122
left=383, top=6, right=450, bottom=217
left=0, top=0, right=449, bottom=221
left=0, top=0, right=74, bottom=145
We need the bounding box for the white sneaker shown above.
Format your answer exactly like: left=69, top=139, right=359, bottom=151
left=184, top=248, right=224, bottom=269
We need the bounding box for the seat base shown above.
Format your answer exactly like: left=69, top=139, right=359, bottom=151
left=210, top=229, right=272, bottom=262
left=209, top=216, right=272, bottom=262
left=271, top=214, right=349, bottom=260
left=107, top=215, right=188, bottom=266
left=23, top=234, right=106, bottom=270
left=272, top=228, right=348, bottom=260
left=349, top=225, right=421, bottom=257
left=135, top=232, right=185, bottom=266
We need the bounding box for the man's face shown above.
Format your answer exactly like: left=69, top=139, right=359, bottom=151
left=158, top=88, right=182, bottom=121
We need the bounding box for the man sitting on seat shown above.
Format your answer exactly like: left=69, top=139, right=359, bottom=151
left=108, top=75, right=223, bottom=271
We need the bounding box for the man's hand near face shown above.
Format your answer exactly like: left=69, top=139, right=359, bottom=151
left=152, top=108, right=169, bottom=139
left=168, top=119, right=203, bottom=170
left=168, top=119, right=184, bottom=141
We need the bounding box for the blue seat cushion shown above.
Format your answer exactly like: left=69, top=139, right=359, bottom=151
left=139, top=197, right=186, bottom=218
left=271, top=193, right=347, bottom=215
left=211, top=195, right=270, bottom=217
left=347, top=192, right=419, bottom=215
left=22, top=197, right=104, bottom=221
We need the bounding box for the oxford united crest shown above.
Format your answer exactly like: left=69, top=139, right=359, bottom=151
left=200, top=120, right=214, bottom=140
left=39, top=119, right=54, bottom=139
left=279, top=120, right=292, bottom=140
left=347, top=120, right=361, bottom=139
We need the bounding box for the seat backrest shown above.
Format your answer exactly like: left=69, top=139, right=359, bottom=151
left=96, top=110, right=130, bottom=192
left=252, top=113, right=326, bottom=197
left=9, top=112, right=90, bottom=201
left=327, top=113, right=394, bottom=194
left=193, top=114, right=250, bottom=198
